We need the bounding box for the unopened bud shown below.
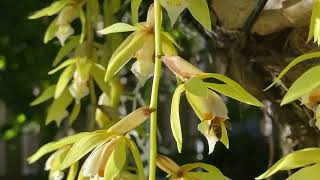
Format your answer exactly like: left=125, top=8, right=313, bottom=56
left=161, top=56, right=203, bottom=81
left=156, top=155, right=181, bottom=175
left=107, top=107, right=154, bottom=134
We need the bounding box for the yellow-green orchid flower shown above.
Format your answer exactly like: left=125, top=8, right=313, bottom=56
left=28, top=107, right=152, bottom=180
left=29, top=0, right=85, bottom=45
left=163, top=56, right=262, bottom=153
left=187, top=89, right=229, bottom=153
left=156, top=154, right=230, bottom=180
left=30, top=40, right=113, bottom=125
left=98, top=4, right=177, bottom=84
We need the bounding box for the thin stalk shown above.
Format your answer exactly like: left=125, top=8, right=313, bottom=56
left=149, top=1, right=162, bottom=180
left=88, top=79, right=97, bottom=131
left=86, top=1, right=96, bottom=130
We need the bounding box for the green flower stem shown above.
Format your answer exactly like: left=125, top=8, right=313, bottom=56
left=88, top=79, right=97, bottom=131
left=86, top=1, right=96, bottom=131
left=149, top=1, right=162, bottom=180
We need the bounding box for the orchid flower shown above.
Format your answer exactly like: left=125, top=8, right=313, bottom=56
left=28, top=107, right=151, bottom=180
left=162, top=56, right=263, bottom=153
left=30, top=40, right=112, bottom=125
left=29, top=0, right=86, bottom=45
left=98, top=4, right=177, bottom=85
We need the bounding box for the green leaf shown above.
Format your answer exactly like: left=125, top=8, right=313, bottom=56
left=30, top=85, right=56, bottom=106
left=69, top=102, right=81, bottom=125
left=46, top=89, right=73, bottom=125
left=98, top=23, right=137, bottom=35
left=281, top=65, right=320, bottom=105
left=265, top=51, right=320, bottom=90
left=55, top=64, right=75, bottom=98
left=79, top=9, right=86, bottom=43
left=48, top=58, right=77, bottom=75
left=184, top=77, right=208, bottom=97
left=67, top=161, right=79, bottom=180
left=125, top=138, right=146, bottom=180
left=53, top=36, right=80, bottom=66
left=104, top=138, right=127, bottom=180
left=90, top=64, right=110, bottom=94
left=205, top=83, right=261, bottom=107
left=131, top=0, right=143, bottom=24
left=287, top=163, right=320, bottom=180
left=170, top=84, right=185, bottom=153
left=29, top=0, right=67, bottom=19
left=105, top=31, right=146, bottom=82
left=197, top=73, right=263, bottom=107
left=44, top=19, right=59, bottom=44
left=27, top=132, right=90, bottom=163
left=256, top=148, right=320, bottom=179
left=62, top=131, right=110, bottom=169
left=220, top=122, right=229, bottom=149
left=188, top=0, right=212, bottom=31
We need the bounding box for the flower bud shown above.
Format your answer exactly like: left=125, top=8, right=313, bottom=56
left=107, top=107, right=154, bottom=134
left=161, top=56, right=203, bottom=81
left=156, top=155, right=181, bottom=175
left=146, top=4, right=155, bottom=29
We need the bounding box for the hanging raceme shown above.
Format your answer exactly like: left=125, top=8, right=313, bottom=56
left=29, top=0, right=87, bottom=45
left=163, top=56, right=263, bottom=153
left=31, top=41, right=113, bottom=126
left=156, top=154, right=230, bottom=180
left=98, top=4, right=177, bottom=84
left=28, top=107, right=152, bottom=180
